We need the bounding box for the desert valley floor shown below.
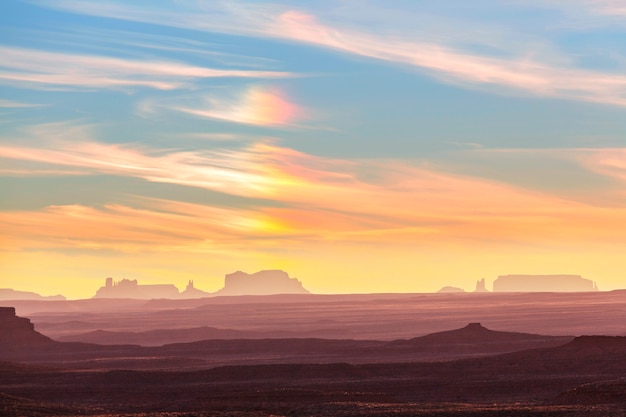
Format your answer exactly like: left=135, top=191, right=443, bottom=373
left=1, top=291, right=626, bottom=416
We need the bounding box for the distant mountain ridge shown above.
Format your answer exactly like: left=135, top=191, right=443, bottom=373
left=57, top=326, right=353, bottom=346
left=0, top=309, right=573, bottom=366
left=385, top=322, right=572, bottom=356
left=406, top=322, right=557, bottom=343
left=58, top=326, right=263, bottom=345
left=0, top=289, right=65, bottom=301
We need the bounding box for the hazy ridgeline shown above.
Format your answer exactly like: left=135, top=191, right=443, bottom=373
left=1, top=297, right=626, bottom=416
left=1, top=291, right=623, bottom=345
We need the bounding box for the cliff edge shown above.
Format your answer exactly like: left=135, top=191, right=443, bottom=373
left=0, top=307, right=54, bottom=349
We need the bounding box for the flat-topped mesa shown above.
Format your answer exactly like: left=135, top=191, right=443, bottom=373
left=437, top=286, right=465, bottom=293
left=93, top=277, right=180, bottom=299
left=0, top=307, right=53, bottom=348
left=493, top=274, right=598, bottom=292
left=567, top=335, right=626, bottom=351
left=215, top=270, right=310, bottom=296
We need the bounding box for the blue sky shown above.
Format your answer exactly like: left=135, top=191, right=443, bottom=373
left=1, top=0, right=626, bottom=297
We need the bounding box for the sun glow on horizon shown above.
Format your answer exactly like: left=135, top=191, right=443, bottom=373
left=2, top=0, right=626, bottom=298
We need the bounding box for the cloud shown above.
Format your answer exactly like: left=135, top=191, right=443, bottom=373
left=3, top=125, right=626, bottom=250
left=0, top=139, right=274, bottom=196
left=35, top=1, right=626, bottom=106
left=0, top=99, right=45, bottom=108
left=142, top=85, right=304, bottom=127
left=0, top=199, right=270, bottom=252
left=273, top=10, right=626, bottom=107
left=0, top=46, right=293, bottom=91
left=175, top=132, right=257, bottom=142
left=577, top=148, right=626, bottom=183
left=575, top=0, right=626, bottom=16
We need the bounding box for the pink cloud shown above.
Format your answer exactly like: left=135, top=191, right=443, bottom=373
left=0, top=46, right=294, bottom=90
left=577, top=148, right=626, bottom=183
left=168, top=85, right=304, bottom=127
left=585, top=0, right=626, bottom=15
left=37, top=1, right=626, bottom=106
left=274, top=10, right=626, bottom=107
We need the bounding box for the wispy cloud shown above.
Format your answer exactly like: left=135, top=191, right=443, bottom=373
left=0, top=99, right=46, bottom=108
left=572, top=0, right=626, bottom=16
left=0, top=46, right=293, bottom=91
left=508, top=0, right=626, bottom=25
left=272, top=10, right=626, bottom=107
left=0, top=199, right=270, bottom=252
left=3, top=123, right=626, bottom=250
left=578, top=148, right=626, bottom=184
left=175, top=132, right=258, bottom=142
left=141, top=85, right=304, bottom=127
left=36, top=1, right=626, bottom=106
left=0, top=139, right=274, bottom=196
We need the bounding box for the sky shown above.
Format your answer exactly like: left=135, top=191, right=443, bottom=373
left=1, top=0, right=626, bottom=299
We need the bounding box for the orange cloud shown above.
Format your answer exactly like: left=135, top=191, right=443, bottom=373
left=0, top=199, right=273, bottom=252
left=3, top=138, right=626, bottom=252
left=4, top=139, right=626, bottom=297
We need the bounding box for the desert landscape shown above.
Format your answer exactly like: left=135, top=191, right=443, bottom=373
left=4, top=0, right=626, bottom=415
left=2, top=284, right=626, bottom=416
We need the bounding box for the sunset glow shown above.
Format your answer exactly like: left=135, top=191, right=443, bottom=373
left=2, top=1, right=626, bottom=298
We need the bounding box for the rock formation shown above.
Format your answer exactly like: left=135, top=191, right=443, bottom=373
left=388, top=322, right=572, bottom=356
left=214, top=270, right=309, bottom=296
left=0, top=307, right=54, bottom=348
left=437, top=286, right=465, bottom=293
left=93, top=278, right=180, bottom=299
left=493, top=274, right=598, bottom=292
left=180, top=280, right=211, bottom=299
left=474, top=278, right=489, bottom=292
left=91, top=270, right=309, bottom=299
left=0, top=289, right=65, bottom=301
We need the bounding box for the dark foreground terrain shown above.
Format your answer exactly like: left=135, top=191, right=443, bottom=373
left=2, top=338, right=626, bottom=417
left=2, top=338, right=626, bottom=416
